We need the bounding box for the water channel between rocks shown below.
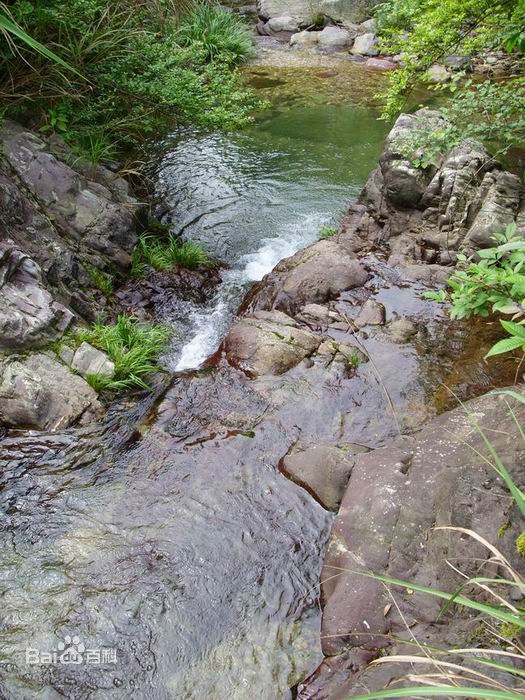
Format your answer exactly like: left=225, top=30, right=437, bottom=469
left=0, top=64, right=393, bottom=699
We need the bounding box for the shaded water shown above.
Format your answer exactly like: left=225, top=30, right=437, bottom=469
left=0, top=66, right=391, bottom=698
left=155, top=69, right=389, bottom=370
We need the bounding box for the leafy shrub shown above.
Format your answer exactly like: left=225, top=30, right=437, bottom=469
left=131, top=233, right=212, bottom=276
left=374, top=0, right=525, bottom=154
left=87, top=265, right=113, bottom=295
left=76, top=314, right=170, bottom=390
left=0, top=0, right=263, bottom=157
left=178, top=2, right=254, bottom=64
left=425, top=224, right=525, bottom=359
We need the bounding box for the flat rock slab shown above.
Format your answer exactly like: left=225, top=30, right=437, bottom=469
left=320, top=387, right=525, bottom=660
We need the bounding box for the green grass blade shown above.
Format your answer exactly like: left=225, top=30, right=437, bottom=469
left=349, top=688, right=525, bottom=699
left=358, top=572, right=525, bottom=628
left=0, top=13, right=83, bottom=76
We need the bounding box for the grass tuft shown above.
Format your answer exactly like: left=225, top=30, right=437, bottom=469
left=131, top=233, right=212, bottom=276
left=77, top=314, right=170, bottom=391
left=319, top=225, right=338, bottom=239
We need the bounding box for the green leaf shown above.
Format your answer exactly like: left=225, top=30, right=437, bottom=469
left=500, top=319, right=525, bottom=339
left=485, top=336, right=525, bottom=358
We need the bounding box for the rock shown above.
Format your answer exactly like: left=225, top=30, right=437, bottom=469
left=378, top=110, right=446, bottom=209
left=244, top=239, right=369, bottom=315
left=224, top=310, right=321, bottom=376
left=387, top=317, right=418, bottom=343
left=290, top=30, right=319, bottom=47
left=426, top=63, right=450, bottom=82
left=256, top=0, right=380, bottom=26
left=58, top=345, right=75, bottom=366
left=365, top=57, right=397, bottom=70
left=355, top=299, right=385, bottom=327
left=317, top=26, right=353, bottom=49
left=0, top=121, right=140, bottom=271
left=71, top=342, right=115, bottom=379
left=266, top=15, right=299, bottom=32
left=0, top=244, right=73, bottom=350
left=465, top=170, right=522, bottom=250
left=281, top=443, right=361, bottom=510
left=359, top=18, right=376, bottom=33
left=443, top=54, right=471, bottom=70
left=351, top=32, right=379, bottom=56
left=297, top=303, right=332, bottom=324
left=0, top=353, right=99, bottom=430
left=320, top=387, right=525, bottom=659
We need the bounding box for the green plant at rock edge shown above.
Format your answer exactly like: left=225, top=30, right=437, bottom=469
left=76, top=314, right=170, bottom=391
left=425, top=223, right=525, bottom=361
left=132, top=233, right=212, bottom=276
left=87, top=265, right=113, bottom=296
left=177, top=2, right=255, bottom=64
left=319, top=225, right=338, bottom=239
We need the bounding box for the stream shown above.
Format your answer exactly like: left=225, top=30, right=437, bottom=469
left=155, top=68, right=390, bottom=371
left=0, top=65, right=392, bottom=699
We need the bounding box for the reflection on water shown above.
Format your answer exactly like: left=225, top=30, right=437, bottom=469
left=155, top=97, right=389, bottom=370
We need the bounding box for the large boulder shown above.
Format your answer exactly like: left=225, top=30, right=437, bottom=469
left=320, top=387, right=525, bottom=660
left=0, top=353, right=99, bottom=430
left=224, top=310, right=321, bottom=376
left=1, top=122, right=139, bottom=269
left=290, top=30, right=320, bottom=47
left=317, top=25, right=354, bottom=49
left=243, top=239, right=369, bottom=315
left=256, top=0, right=381, bottom=26
left=0, top=245, right=72, bottom=350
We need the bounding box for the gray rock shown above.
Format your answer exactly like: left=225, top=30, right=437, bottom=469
left=256, top=0, right=380, bottom=25
left=0, top=353, right=99, bottom=430
left=365, top=57, right=397, bottom=70
left=267, top=15, right=299, bottom=31
left=465, top=171, right=522, bottom=249
left=359, top=18, right=376, bottom=33
left=443, top=54, right=471, bottom=70
left=0, top=244, right=73, bottom=350
left=387, top=317, right=418, bottom=343
left=426, top=63, right=450, bottom=82
left=290, top=29, right=319, bottom=47
left=224, top=310, right=321, bottom=376
left=71, top=341, right=115, bottom=379
left=351, top=32, right=379, bottom=56
left=282, top=443, right=361, bottom=510
left=355, top=299, right=385, bottom=327
left=317, top=26, right=353, bottom=48
left=320, top=387, right=525, bottom=659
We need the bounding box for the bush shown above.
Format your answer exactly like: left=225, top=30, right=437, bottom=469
left=76, top=314, right=170, bottom=390
left=425, top=224, right=525, bottom=359
left=0, top=0, right=262, bottom=157
left=374, top=0, right=525, bottom=154
left=319, top=225, right=338, bottom=239
left=131, top=233, right=212, bottom=276
left=178, top=2, right=255, bottom=64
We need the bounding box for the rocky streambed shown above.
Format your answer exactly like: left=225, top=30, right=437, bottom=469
left=0, top=62, right=525, bottom=699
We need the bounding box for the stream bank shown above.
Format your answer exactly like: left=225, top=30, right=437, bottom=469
left=0, top=54, right=524, bottom=700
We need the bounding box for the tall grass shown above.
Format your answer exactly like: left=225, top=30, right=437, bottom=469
left=178, top=2, right=255, bottom=64
left=131, top=233, right=212, bottom=276
left=76, top=314, right=170, bottom=390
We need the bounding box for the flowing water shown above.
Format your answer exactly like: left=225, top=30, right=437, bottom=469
left=0, top=65, right=393, bottom=699
left=155, top=69, right=389, bottom=370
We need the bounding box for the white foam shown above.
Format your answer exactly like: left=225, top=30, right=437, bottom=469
left=172, top=211, right=333, bottom=372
